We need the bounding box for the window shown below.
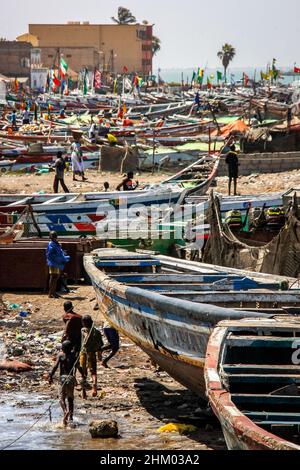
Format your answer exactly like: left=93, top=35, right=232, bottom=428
left=48, top=54, right=53, bottom=58
left=66, top=55, right=72, bottom=58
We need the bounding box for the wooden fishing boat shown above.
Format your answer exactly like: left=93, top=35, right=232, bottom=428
left=205, top=317, right=300, bottom=450
left=84, top=248, right=300, bottom=400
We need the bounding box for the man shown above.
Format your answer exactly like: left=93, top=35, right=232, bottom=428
left=70, top=140, right=87, bottom=182
left=49, top=340, right=78, bottom=426
left=101, top=321, right=120, bottom=368
left=62, top=301, right=83, bottom=356
left=225, top=144, right=239, bottom=196
left=53, top=151, right=69, bottom=194
left=46, top=231, right=70, bottom=298
left=89, top=122, right=97, bottom=143
left=116, top=172, right=138, bottom=192
left=22, top=108, right=30, bottom=125
left=11, top=110, right=17, bottom=130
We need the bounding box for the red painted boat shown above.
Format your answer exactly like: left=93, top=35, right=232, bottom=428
left=205, top=317, right=300, bottom=450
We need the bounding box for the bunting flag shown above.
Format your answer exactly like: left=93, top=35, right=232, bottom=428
left=243, top=73, right=249, bottom=87
left=217, top=71, right=223, bottom=81
left=94, top=69, right=102, bottom=89
left=60, top=57, right=68, bottom=78
left=294, top=66, right=300, bottom=74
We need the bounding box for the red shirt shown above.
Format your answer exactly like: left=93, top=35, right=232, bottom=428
left=62, top=312, right=83, bottom=348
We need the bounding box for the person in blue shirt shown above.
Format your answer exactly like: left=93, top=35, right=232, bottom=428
left=194, top=91, right=201, bottom=110
left=46, top=231, right=70, bottom=298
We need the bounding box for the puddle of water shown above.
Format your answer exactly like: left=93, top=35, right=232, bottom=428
left=0, top=392, right=185, bottom=450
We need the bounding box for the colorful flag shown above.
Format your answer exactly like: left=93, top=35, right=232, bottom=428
left=94, top=69, right=102, bottom=89
left=60, top=57, right=68, bottom=78
left=53, top=74, right=61, bottom=88
left=243, top=73, right=249, bottom=87
left=217, top=71, right=223, bottom=81
left=14, top=78, right=19, bottom=92
left=294, top=66, right=300, bottom=74
left=207, top=77, right=213, bottom=90
left=83, top=68, right=88, bottom=95
left=123, top=66, right=128, bottom=73
left=261, top=71, right=270, bottom=81
left=197, top=68, right=204, bottom=84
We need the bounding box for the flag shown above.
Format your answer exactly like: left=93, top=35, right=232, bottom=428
left=197, top=68, right=204, bottom=84
left=294, top=66, right=300, bottom=74
left=123, top=103, right=127, bottom=115
left=207, top=77, right=213, bottom=90
left=60, top=57, right=68, bottom=78
left=83, top=68, right=88, bottom=95
left=53, top=74, right=61, bottom=88
left=217, top=71, right=223, bottom=81
left=94, top=69, right=102, bottom=89
left=113, top=78, right=117, bottom=94
left=14, top=78, right=19, bottom=92
left=261, top=71, right=270, bottom=81
left=123, top=66, right=128, bottom=73
left=243, top=73, right=249, bottom=87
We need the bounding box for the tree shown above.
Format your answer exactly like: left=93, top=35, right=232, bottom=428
left=152, top=35, right=161, bottom=56
left=217, top=43, right=236, bottom=82
left=0, top=37, right=7, bottom=42
left=111, top=7, right=136, bottom=24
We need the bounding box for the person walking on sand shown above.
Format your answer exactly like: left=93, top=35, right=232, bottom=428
left=53, top=151, right=69, bottom=194
left=49, top=340, right=80, bottom=426
left=225, top=144, right=239, bottom=196
left=46, top=231, right=70, bottom=298
left=70, top=140, right=87, bottom=182
left=101, top=320, right=120, bottom=368
left=80, top=315, right=103, bottom=398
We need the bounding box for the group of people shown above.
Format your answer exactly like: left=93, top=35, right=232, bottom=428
left=53, top=141, right=87, bottom=194
left=49, top=301, right=120, bottom=426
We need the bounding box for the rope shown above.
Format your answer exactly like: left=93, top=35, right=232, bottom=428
left=1, top=276, right=115, bottom=450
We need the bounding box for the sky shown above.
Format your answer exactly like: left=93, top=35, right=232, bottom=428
left=1, top=0, right=300, bottom=69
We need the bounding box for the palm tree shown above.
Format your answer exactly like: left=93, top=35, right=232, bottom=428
left=0, top=37, right=7, bottom=42
left=217, top=43, right=236, bottom=82
left=152, top=35, right=161, bottom=56
left=111, top=7, right=136, bottom=24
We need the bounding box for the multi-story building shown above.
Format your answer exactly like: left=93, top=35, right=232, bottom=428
left=25, top=22, right=153, bottom=75
left=0, top=41, right=31, bottom=77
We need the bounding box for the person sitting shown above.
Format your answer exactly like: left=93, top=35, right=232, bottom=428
left=116, top=172, right=138, bottom=192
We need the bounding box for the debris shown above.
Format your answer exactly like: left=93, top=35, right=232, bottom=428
left=157, top=423, right=198, bottom=435
left=0, top=360, right=33, bottom=372
left=89, top=420, right=119, bottom=438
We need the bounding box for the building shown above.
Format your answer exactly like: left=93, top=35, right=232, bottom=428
left=26, top=22, right=153, bottom=75
left=0, top=41, right=31, bottom=78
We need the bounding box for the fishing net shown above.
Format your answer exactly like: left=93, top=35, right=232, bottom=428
left=202, top=192, right=300, bottom=277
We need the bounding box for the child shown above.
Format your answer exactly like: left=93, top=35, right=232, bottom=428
left=80, top=315, right=103, bottom=398
left=101, top=321, right=120, bottom=368
left=49, top=340, right=78, bottom=426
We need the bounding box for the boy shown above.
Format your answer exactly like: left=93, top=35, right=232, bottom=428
left=80, top=315, right=103, bottom=398
left=49, top=340, right=77, bottom=426
left=101, top=321, right=120, bottom=368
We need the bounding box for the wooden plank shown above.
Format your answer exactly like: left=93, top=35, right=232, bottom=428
left=95, top=259, right=161, bottom=268
left=227, top=336, right=299, bottom=348
left=245, top=411, right=300, bottom=424
left=227, top=375, right=300, bottom=384
left=223, top=365, right=300, bottom=375
left=231, top=394, right=300, bottom=405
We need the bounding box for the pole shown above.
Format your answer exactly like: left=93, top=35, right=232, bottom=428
left=208, top=127, right=211, bottom=155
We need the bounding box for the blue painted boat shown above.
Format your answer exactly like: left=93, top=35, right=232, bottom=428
left=84, top=248, right=300, bottom=400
